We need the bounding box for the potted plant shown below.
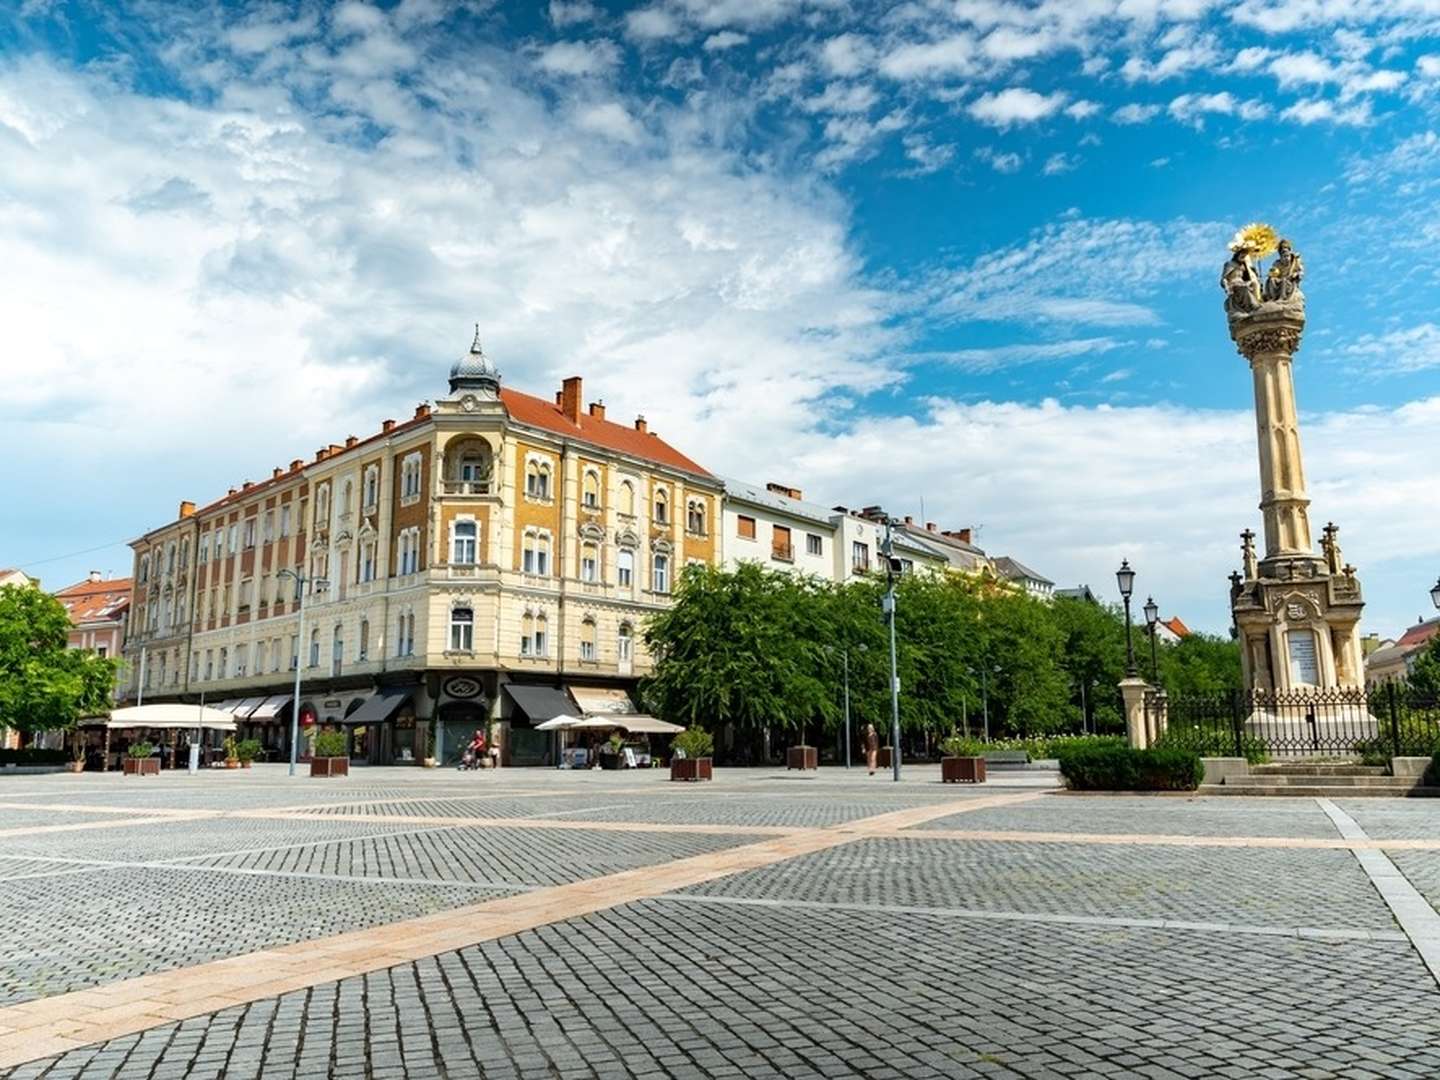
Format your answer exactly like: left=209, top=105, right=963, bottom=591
left=68, top=732, right=86, bottom=773
left=941, top=734, right=987, bottom=784
left=422, top=724, right=438, bottom=768
left=786, top=741, right=818, bottom=771
left=598, top=731, right=625, bottom=770
left=670, top=726, right=714, bottom=782
left=236, top=739, right=261, bottom=769
left=310, top=729, right=349, bottom=777
left=123, top=742, right=159, bottom=777
left=222, top=735, right=240, bottom=769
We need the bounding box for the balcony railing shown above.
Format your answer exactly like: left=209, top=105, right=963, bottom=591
left=772, top=544, right=794, bottom=563
left=443, top=481, right=492, bottom=496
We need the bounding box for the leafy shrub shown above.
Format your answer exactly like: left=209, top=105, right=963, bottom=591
left=236, top=739, right=262, bottom=762
left=222, top=735, right=238, bottom=760
left=1155, top=725, right=1269, bottom=764
left=671, top=726, right=714, bottom=759
left=0, top=747, right=68, bottom=766
left=1057, top=743, right=1202, bottom=791
left=313, top=730, right=348, bottom=758
left=127, top=742, right=155, bottom=760
left=941, top=735, right=988, bottom=758
left=986, top=734, right=1127, bottom=760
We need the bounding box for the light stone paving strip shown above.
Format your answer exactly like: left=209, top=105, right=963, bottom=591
left=1319, top=797, right=1440, bottom=988
left=903, top=824, right=1440, bottom=851
left=0, top=790, right=1044, bottom=1069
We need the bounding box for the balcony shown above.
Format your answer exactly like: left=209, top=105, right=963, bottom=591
left=771, top=544, right=794, bottom=563
left=442, top=481, right=492, bottom=496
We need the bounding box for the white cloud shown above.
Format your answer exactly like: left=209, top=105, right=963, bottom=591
left=1121, top=32, right=1220, bottom=82
left=1168, top=91, right=1268, bottom=124
left=815, top=110, right=907, bottom=169
left=802, top=81, right=879, bottom=115
left=1042, top=152, right=1078, bottom=175
left=1344, top=130, right=1440, bottom=194
left=1112, top=102, right=1161, bottom=124
left=975, top=146, right=1023, bottom=173
left=1280, top=98, right=1373, bottom=125
left=1341, top=323, right=1440, bottom=373
left=533, top=39, right=620, bottom=77
left=819, top=32, right=873, bottom=77
left=703, top=30, right=749, bottom=51
left=1064, top=99, right=1101, bottom=120
left=574, top=101, right=646, bottom=142
left=1268, top=50, right=1339, bottom=88
left=548, top=1, right=599, bottom=27
left=900, top=134, right=955, bottom=175
left=625, top=6, right=682, bottom=41
left=920, top=337, right=1125, bottom=372
left=1230, top=45, right=1273, bottom=72
left=878, top=35, right=977, bottom=80
left=967, top=87, right=1067, bottom=127
left=1419, top=55, right=1440, bottom=79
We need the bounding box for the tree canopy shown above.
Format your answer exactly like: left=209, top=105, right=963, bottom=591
left=0, top=585, right=117, bottom=735
left=641, top=565, right=1240, bottom=743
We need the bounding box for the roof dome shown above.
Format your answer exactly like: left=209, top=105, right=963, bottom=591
left=449, top=325, right=501, bottom=395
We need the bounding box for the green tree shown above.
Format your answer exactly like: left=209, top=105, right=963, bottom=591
left=1154, top=632, right=1243, bottom=695
left=979, top=588, right=1072, bottom=736
left=0, top=585, right=117, bottom=737
left=1050, top=596, right=1128, bottom=732
left=640, top=563, right=834, bottom=735
left=1406, top=635, right=1440, bottom=698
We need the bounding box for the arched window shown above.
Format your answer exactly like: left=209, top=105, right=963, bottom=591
left=522, top=530, right=551, bottom=576
left=450, top=607, right=474, bottom=652
left=652, top=552, right=670, bottom=594
left=316, top=484, right=330, bottom=523
left=521, top=612, right=535, bottom=657
left=357, top=619, right=369, bottom=661
left=687, top=499, right=706, bottom=535
left=360, top=539, right=377, bottom=582
left=331, top=624, right=344, bottom=675
left=582, top=470, right=600, bottom=510
left=581, top=540, right=599, bottom=583
left=619, top=480, right=635, bottom=516
left=618, top=622, right=633, bottom=662
left=617, top=548, right=634, bottom=589
left=525, top=458, right=551, bottom=500
left=653, top=488, right=668, bottom=524
left=535, top=613, right=549, bottom=657
left=363, top=466, right=379, bottom=508
left=340, top=481, right=352, bottom=515
left=452, top=520, right=477, bottom=565
left=139, top=555, right=150, bottom=584
left=579, top=617, right=597, bottom=662
left=309, top=628, right=320, bottom=668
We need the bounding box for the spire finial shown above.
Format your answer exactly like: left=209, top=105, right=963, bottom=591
left=471, top=323, right=483, bottom=354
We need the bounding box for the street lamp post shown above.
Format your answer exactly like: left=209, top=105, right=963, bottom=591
left=879, top=516, right=902, bottom=782
left=1116, top=559, right=1137, bottom=677
left=1431, top=577, right=1440, bottom=614
left=278, top=568, right=328, bottom=777
left=1143, top=595, right=1160, bottom=684
left=824, top=644, right=867, bottom=768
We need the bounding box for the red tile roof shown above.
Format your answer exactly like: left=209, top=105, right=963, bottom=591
left=500, top=387, right=711, bottom=476
left=55, top=578, right=133, bottom=623
left=1161, top=616, right=1192, bottom=639
left=1397, top=619, right=1440, bottom=650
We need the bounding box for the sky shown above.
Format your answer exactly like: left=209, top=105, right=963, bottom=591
left=2, top=0, right=1439, bottom=638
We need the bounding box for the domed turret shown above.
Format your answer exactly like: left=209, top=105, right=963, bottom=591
left=449, top=325, right=501, bottom=396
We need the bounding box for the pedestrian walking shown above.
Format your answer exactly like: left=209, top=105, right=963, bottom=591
left=863, top=723, right=879, bottom=775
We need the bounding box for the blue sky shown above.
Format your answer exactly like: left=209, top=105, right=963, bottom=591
left=2, top=0, right=1439, bottom=636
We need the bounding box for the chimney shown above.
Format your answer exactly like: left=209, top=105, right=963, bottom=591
left=634, top=415, right=647, bottom=434
left=555, top=390, right=563, bottom=405
left=925, top=521, right=937, bottom=532
left=345, top=435, right=358, bottom=448
left=904, top=515, right=914, bottom=525
left=228, top=487, right=237, bottom=496
left=178, top=500, right=196, bottom=519
left=242, top=480, right=254, bottom=491
left=88, top=570, right=103, bottom=583
left=765, top=482, right=803, bottom=500
left=381, top=419, right=395, bottom=433
left=561, top=376, right=583, bottom=423
left=290, top=459, right=303, bottom=472
left=329, top=444, right=343, bottom=456
left=272, top=467, right=283, bottom=480
left=588, top=401, right=606, bottom=421
left=414, top=403, right=430, bottom=419
left=943, top=528, right=973, bottom=544
left=316, top=448, right=328, bottom=461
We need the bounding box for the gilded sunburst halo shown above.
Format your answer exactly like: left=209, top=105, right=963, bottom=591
left=1228, top=222, right=1279, bottom=259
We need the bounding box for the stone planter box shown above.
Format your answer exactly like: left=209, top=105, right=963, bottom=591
left=878, top=746, right=895, bottom=769
left=67, top=760, right=85, bottom=773
left=786, top=745, right=818, bottom=771
left=670, top=757, right=712, bottom=782
left=598, top=752, right=623, bottom=771
left=123, top=758, right=160, bottom=777
left=941, top=756, right=986, bottom=783
left=310, top=756, right=349, bottom=778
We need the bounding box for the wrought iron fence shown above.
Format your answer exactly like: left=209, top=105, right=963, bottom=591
left=1146, top=683, right=1440, bottom=761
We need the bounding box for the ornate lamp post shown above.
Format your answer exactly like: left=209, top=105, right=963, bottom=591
left=1116, top=559, right=1137, bottom=677
left=1143, top=595, right=1160, bottom=684
left=1431, top=577, right=1440, bottom=614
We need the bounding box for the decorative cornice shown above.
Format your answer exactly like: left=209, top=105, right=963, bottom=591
left=1235, top=324, right=1303, bottom=359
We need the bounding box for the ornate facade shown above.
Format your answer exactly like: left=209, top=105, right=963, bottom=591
left=122, top=333, right=721, bottom=764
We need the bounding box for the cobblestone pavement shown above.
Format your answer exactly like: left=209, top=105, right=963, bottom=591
left=3, top=765, right=1440, bottom=1078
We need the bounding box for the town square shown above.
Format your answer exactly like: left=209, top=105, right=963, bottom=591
left=5, top=0, right=1440, bottom=1077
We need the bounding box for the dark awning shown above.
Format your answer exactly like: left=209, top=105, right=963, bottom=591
left=503, top=684, right=575, bottom=723
left=341, top=687, right=415, bottom=726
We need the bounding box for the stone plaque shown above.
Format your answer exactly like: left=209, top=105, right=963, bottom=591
left=1287, top=630, right=1319, bottom=685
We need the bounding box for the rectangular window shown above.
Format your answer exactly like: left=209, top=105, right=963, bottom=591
left=806, top=533, right=823, bottom=556
left=580, top=640, right=595, bottom=662
left=262, top=511, right=274, bottom=542
left=450, top=609, right=473, bottom=652
left=581, top=549, right=598, bottom=583
left=204, top=650, right=213, bottom=680
left=280, top=505, right=291, bottom=537
left=96, top=644, right=108, bottom=659
left=617, top=549, right=633, bottom=588
left=534, top=626, right=547, bottom=657
left=218, top=647, right=228, bottom=679
left=737, top=515, right=756, bottom=539
left=198, top=534, right=209, bottom=564
left=289, top=635, right=298, bottom=670
left=452, top=521, right=477, bottom=565
left=852, top=541, right=870, bottom=572
left=243, top=519, right=256, bottom=549
left=652, top=554, right=670, bottom=594
left=236, top=644, right=248, bottom=677
left=772, top=525, right=792, bottom=562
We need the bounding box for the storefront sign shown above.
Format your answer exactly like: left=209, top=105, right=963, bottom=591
left=444, top=676, right=483, bottom=700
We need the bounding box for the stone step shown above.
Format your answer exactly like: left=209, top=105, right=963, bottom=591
left=1200, top=782, right=1437, bottom=798
left=1251, top=763, right=1387, bottom=777
left=1235, top=773, right=1408, bottom=787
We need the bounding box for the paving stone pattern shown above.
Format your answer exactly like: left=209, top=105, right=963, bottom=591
left=681, top=837, right=1399, bottom=930
left=917, top=795, right=1346, bottom=838
left=1335, top=803, right=1440, bottom=841
left=11, top=901, right=1440, bottom=1080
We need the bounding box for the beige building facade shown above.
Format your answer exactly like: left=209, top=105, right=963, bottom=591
left=123, top=334, right=721, bottom=765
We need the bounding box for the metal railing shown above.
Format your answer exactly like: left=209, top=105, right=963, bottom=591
left=1147, top=683, right=1440, bottom=760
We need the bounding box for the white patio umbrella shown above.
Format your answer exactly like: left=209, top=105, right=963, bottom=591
left=534, top=714, right=585, bottom=731
left=105, top=704, right=239, bottom=731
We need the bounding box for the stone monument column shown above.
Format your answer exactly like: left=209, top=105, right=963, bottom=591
left=1223, top=229, right=1365, bottom=693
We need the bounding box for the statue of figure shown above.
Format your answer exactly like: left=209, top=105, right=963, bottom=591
left=1240, top=529, right=1258, bottom=580
left=1222, top=250, right=1262, bottom=316
left=1321, top=522, right=1342, bottom=575
left=1263, top=239, right=1304, bottom=302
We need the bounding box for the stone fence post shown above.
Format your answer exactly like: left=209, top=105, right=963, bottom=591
left=1120, top=677, right=1150, bottom=749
